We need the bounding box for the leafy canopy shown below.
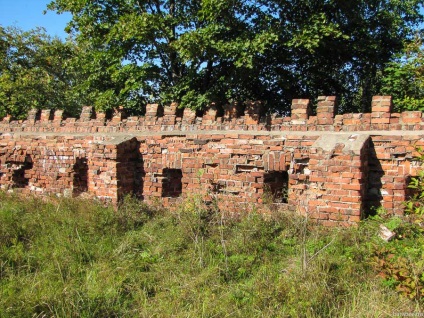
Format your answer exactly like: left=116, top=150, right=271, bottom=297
left=2, top=0, right=421, bottom=115
left=382, top=34, right=424, bottom=112
left=47, top=0, right=280, bottom=113
left=0, top=26, right=81, bottom=119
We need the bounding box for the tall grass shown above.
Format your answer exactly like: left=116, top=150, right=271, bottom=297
left=0, top=193, right=420, bottom=317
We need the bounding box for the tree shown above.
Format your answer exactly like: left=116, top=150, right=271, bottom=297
left=46, top=0, right=423, bottom=114
left=381, top=34, right=424, bottom=112
left=47, top=0, right=280, bottom=114
left=263, top=0, right=424, bottom=112
left=0, top=26, right=81, bottom=119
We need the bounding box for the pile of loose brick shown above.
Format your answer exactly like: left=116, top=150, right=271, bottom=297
left=0, top=96, right=423, bottom=226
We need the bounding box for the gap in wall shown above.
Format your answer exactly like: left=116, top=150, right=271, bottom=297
left=73, top=158, right=88, bottom=196
left=264, top=171, right=289, bottom=203
left=10, top=156, right=33, bottom=188
left=162, top=168, right=183, bottom=198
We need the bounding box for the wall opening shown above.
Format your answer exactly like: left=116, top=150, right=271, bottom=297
left=10, top=156, right=33, bottom=188
left=73, top=158, right=88, bottom=196
left=264, top=171, right=289, bottom=203
left=116, top=138, right=144, bottom=201
left=195, top=109, right=206, bottom=120
left=105, top=109, right=114, bottom=120
left=162, top=169, right=183, bottom=197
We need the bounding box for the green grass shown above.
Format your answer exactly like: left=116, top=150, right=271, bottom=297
left=0, top=193, right=421, bottom=317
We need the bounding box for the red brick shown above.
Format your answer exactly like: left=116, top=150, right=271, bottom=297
left=341, top=184, right=362, bottom=191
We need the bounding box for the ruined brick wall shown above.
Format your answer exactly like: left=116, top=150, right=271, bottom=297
left=0, top=96, right=423, bottom=226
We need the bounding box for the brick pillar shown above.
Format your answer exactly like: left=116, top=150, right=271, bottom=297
left=290, top=99, right=311, bottom=124
left=306, top=134, right=370, bottom=225
left=111, top=106, right=127, bottom=122
left=96, top=112, right=106, bottom=125
left=145, top=104, right=160, bottom=122
left=182, top=108, right=196, bottom=124
left=88, top=143, right=119, bottom=204
left=371, top=96, right=392, bottom=124
left=203, top=104, right=218, bottom=124
left=163, top=102, right=178, bottom=125
left=40, top=109, right=52, bottom=122
left=53, top=110, right=64, bottom=125
left=316, top=96, right=337, bottom=125
left=245, top=101, right=262, bottom=125
left=80, top=106, right=95, bottom=121
left=27, top=109, right=40, bottom=123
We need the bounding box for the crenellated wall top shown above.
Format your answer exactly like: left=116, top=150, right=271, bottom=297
left=1, top=96, right=423, bottom=134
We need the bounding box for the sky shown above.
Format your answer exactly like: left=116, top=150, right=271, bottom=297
left=0, top=0, right=71, bottom=39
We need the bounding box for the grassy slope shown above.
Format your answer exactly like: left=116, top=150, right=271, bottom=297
left=0, top=193, right=421, bottom=317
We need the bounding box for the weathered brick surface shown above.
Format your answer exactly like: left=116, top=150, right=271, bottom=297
left=0, top=95, right=423, bottom=225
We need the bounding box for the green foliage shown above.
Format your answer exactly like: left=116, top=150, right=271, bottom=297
left=0, top=1, right=422, bottom=117
left=372, top=245, right=424, bottom=301
left=116, top=195, right=157, bottom=230
left=368, top=146, right=424, bottom=302
left=382, top=35, right=424, bottom=112
left=0, top=193, right=420, bottom=316
left=0, top=26, right=82, bottom=119
left=405, top=146, right=424, bottom=216
left=45, top=0, right=423, bottom=114
left=405, top=169, right=424, bottom=215
left=370, top=211, right=424, bottom=301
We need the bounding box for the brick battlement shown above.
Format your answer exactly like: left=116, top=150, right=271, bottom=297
left=1, top=96, right=423, bottom=133
left=0, top=96, right=423, bottom=226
